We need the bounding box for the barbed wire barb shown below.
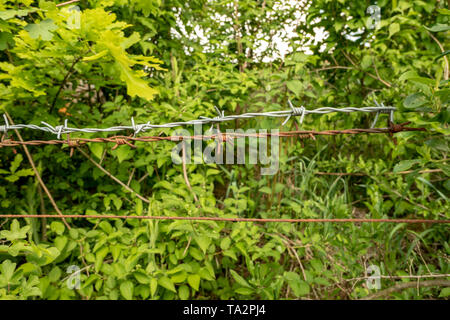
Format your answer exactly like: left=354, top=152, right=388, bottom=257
left=0, top=101, right=397, bottom=137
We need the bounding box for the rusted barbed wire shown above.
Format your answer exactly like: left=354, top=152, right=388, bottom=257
left=0, top=214, right=448, bottom=224
left=0, top=122, right=426, bottom=148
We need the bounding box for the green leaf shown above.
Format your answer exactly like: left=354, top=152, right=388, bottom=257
left=99, top=30, right=158, bottom=101
left=158, top=276, right=176, bottom=293
left=230, top=269, right=251, bottom=288
left=417, top=177, right=448, bottom=200
left=133, top=271, right=150, bottom=284
left=48, top=267, right=61, bottom=282
left=10, top=154, right=23, bottom=174
left=112, top=146, right=129, bottom=163
left=194, top=235, right=211, bottom=254
left=0, top=9, right=37, bottom=21
left=220, top=238, right=231, bottom=250
left=83, top=50, right=109, bottom=62
left=1, top=219, right=30, bottom=241
left=399, top=71, right=419, bottom=82
left=0, top=32, right=15, bottom=50
left=95, top=246, right=109, bottom=272
left=135, top=199, right=143, bottom=215
left=24, top=19, right=58, bottom=41
left=284, top=272, right=310, bottom=297
left=409, top=77, right=435, bottom=86
left=439, top=287, right=450, bottom=298
left=178, top=285, right=190, bottom=299
left=389, top=23, right=400, bottom=37
left=426, top=24, right=450, bottom=32
left=89, top=143, right=104, bottom=160
left=259, top=186, right=272, bottom=194
left=0, top=260, right=16, bottom=282
left=50, top=221, right=65, bottom=236
left=235, top=287, right=254, bottom=295
left=437, top=8, right=450, bottom=15
left=403, top=93, right=427, bottom=109
left=120, top=280, right=134, bottom=300
left=393, top=160, right=420, bottom=173
left=150, top=278, right=158, bottom=297
left=361, top=55, right=372, bottom=70
left=187, top=274, right=200, bottom=291
left=286, top=80, right=303, bottom=96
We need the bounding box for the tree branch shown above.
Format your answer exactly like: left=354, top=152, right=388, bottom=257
left=76, top=147, right=150, bottom=204
left=4, top=111, right=71, bottom=229
left=361, top=279, right=450, bottom=300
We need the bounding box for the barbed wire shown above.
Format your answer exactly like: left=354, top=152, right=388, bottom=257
left=0, top=214, right=448, bottom=224
left=0, top=122, right=424, bottom=149
left=0, top=100, right=395, bottom=138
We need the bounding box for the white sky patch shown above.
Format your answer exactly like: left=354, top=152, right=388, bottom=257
left=168, top=0, right=332, bottom=62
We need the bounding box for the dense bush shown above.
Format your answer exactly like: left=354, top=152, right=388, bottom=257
left=0, top=0, right=448, bottom=300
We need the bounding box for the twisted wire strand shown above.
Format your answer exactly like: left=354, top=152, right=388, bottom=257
left=0, top=103, right=396, bottom=138
left=0, top=124, right=425, bottom=148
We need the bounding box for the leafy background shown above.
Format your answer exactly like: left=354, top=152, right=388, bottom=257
left=0, top=0, right=448, bottom=300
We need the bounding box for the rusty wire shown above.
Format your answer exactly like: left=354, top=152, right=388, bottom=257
left=0, top=122, right=426, bottom=149
left=0, top=214, right=448, bottom=224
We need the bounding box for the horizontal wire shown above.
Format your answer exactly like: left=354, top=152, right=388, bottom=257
left=0, top=103, right=396, bottom=138
left=0, top=124, right=425, bottom=148
left=0, top=214, right=448, bottom=224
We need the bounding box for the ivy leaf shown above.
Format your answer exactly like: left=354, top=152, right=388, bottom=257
left=0, top=260, right=16, bottom=283
left=24, top=19, right=58, bottom=41
left=0, top=219, right=30, bottom=241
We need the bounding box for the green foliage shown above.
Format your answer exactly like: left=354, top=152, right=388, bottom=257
left=0, top=0, right=448, bottom=300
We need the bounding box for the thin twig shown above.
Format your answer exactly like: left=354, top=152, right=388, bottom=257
left=427, top=31, right=449, bottom=80
left=342, top=51, right=392, bottom=87
left=76, top=147, right=150, bottom=204
left=4, top=112, right=70, bottom=229
left=56, top=0, right=80, bottom=7
left=127, top=167, right=135, bottom=187
left=50, top=56, right=82, bottom=113
left=345, top=273, right=450, bottom=282
left=361, top=279, right=450, bottom=300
